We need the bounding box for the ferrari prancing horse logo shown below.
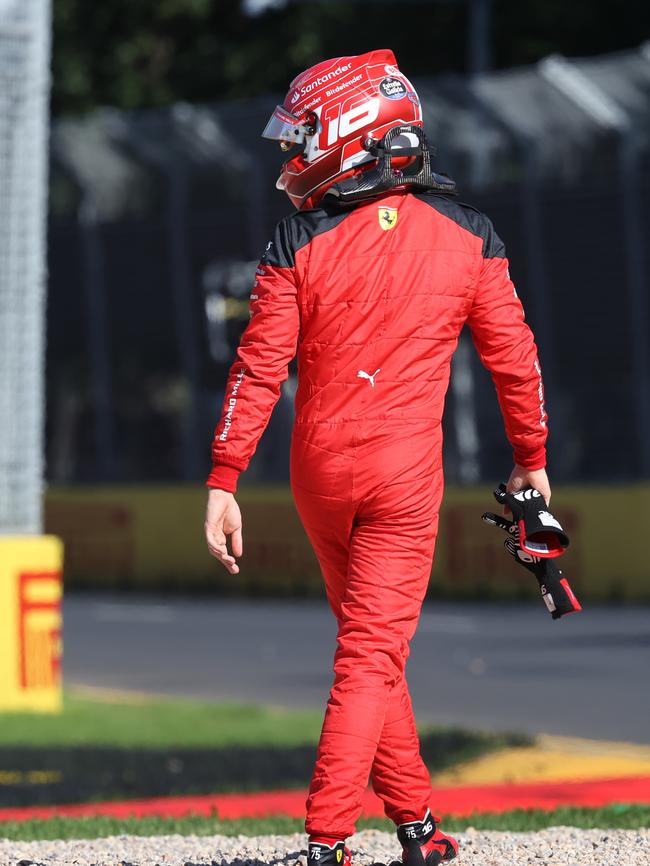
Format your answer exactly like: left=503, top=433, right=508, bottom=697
left=378, top=206, right=398, bottom=231
left=336, top=851, right=343, bottom=863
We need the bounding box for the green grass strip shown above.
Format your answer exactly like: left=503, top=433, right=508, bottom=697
left=1, top=805, right=648, bottom=842
left=0, top=693, right=527, bottom=757
left=0, top=693, right=529, bottom=808
left=0, top=694, right=325, bottom=748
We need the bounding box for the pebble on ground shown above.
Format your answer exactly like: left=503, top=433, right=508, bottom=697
left=1, top=828, right=649, bottom=866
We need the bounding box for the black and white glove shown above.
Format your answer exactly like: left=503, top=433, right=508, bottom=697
left=492, top=483, right=569, bottom=558
left=482, top=510, right=581, bottom=619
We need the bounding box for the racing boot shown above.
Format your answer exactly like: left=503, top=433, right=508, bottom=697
left=397, top=810, right=458, bottom=866
left=307, top=840, right=352, bottom=866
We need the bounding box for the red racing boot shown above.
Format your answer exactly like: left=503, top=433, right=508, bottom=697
left=307, top=840, right=353, bottom=866
left=397, top=810, right=458, bottom=866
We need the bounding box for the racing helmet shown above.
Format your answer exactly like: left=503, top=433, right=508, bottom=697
left=262, top=49, right=423, bottom=210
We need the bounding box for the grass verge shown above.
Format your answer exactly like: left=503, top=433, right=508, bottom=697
left=0, top=693, right=325, bottom=748
left=0, top=693, right=529, bottom=806
left=0, top=693, right=528, bottom=755
left=1, top=806, right=648, bottom=842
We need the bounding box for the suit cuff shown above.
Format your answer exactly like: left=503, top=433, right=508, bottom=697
left=512, top=444, right=547, bottom=471
left=206, top=465, right=241, bottom=493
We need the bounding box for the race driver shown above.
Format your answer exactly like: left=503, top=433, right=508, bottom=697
left=204, top=49, right=551, bottom=866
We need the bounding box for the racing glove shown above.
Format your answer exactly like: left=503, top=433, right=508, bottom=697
left=492, top=482, right=569, bottom=558
left=482, top=510, right=582, bottom=619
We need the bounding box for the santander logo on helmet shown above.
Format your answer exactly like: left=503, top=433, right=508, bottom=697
left=261, top=49, right=423, bottom=210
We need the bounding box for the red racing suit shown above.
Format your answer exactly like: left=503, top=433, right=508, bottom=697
left=207, top=190, right=547, bottom=840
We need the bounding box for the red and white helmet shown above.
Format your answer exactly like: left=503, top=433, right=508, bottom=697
left=262, top=49, right=422, bottom=210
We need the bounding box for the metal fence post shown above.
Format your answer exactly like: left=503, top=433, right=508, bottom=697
left=51, top=147, right=117, bottom=482
left=78, top=195, right=117, bottom=480
left=539, top=54, right=650, bottom=476
left=166, top=158, right=203, bottom=481
left=619, top=130, right=650, bottom=476
left=467, top=0, right=492, bottom=77
left=116, top=119, right=203, bottom=481
left=467, top=82, right=560, bottom=469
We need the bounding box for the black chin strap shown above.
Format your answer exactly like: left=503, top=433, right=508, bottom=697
left=324, top=125, right=456, bottom=205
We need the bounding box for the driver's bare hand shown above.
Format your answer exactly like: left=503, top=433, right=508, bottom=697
left=505, top=464, right=551, bottom=511
left=205, top=489, right=243, bottom=574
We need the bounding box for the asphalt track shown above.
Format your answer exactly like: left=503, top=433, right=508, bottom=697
left=63, top=596, right=650, bottom=743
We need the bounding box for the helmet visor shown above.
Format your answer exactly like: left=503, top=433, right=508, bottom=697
left=261, top=105, right=311, bottom=145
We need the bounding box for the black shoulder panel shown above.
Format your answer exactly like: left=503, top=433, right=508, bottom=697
left=414, top=192, right=505, bottom=259
left=260, top=205, right=355, bottom=269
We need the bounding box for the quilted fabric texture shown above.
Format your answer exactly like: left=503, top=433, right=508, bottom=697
left=207, top=189, right=547, bottom=838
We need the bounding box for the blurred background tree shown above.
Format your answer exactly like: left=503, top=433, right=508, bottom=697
left=52, top=0, right=648, bottom=116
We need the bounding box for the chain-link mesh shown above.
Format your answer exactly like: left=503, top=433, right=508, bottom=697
left=0, top=0, right=51, bottom=533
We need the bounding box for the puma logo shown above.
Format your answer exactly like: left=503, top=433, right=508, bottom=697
left=357, top=368, right=381, bottom=388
